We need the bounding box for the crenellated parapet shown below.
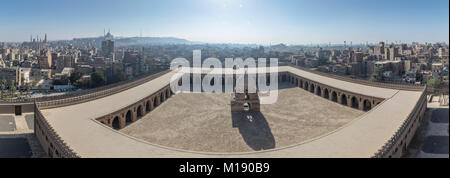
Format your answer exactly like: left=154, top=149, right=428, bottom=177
left=34, top=104, right=79, bottom=158
left=373, top=88, right=427, bottom=158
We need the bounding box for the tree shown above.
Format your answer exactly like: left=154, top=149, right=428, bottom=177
left=90, top=72, right=106, bottom=88
left=10, top=80, right=16, bottom=98
left=25, top=83, right=32, bottom=95
left=370, top=67, right=385, bottom=82
left=427, top=78, right=444, bottom=88
left=74, top=79, right=89, bottom=89
left=0, top=79, right=6, bottom=99
left=53, top=75, right=69, bottom=85
left=38, top=85, right=43, bottom=93
left=69, top=72, right=84, bottom=84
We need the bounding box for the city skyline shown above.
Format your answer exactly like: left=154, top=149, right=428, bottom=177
left=0, top=0, right=449, bottom=45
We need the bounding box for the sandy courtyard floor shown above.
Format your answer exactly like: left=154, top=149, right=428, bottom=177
left=121, top=83, right=364, bottom=153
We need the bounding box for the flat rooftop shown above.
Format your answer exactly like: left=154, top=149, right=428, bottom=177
left=121, top=83, right=364, bottom=153
left=38, top=66, right=424, bottom=157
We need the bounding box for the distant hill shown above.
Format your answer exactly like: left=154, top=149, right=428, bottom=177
left=71, top=36, right=200, bottom=47
left=114, top=37, right=200, bottom=46
left=66, top=36, right=263, bottom=48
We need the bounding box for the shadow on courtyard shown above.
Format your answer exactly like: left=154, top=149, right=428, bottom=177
left=431, top=108, right=449, bottom=124
left=231, top=112, right=275, bottom=151
left=0, top=134, right=33, bottom=158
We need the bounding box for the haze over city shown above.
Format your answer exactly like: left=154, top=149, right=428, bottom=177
left=1, top=0, right=449, bottom=44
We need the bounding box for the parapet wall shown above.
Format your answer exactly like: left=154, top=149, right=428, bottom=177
left=0, top=103, right=34, bottom=114
left=34, top=104, right=79, bottom=158
left=289, top=65, right=425, bottom=92
left=373, top=89, right=427, bottom=158
left=28, top=67, right=428, bottom=158
left=34, top=71, right=171, bottom=109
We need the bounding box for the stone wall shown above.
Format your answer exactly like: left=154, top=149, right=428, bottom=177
left=95, top=85, right=173, bottom=130
left=34, top=105, right=79, bottom=158
left=0, top=103, right=34, bottom=114
left=284, top=72, right=384, bottom=111
left=373, top=89, right=427, bottom=158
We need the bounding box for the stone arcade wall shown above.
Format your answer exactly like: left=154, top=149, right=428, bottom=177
left=23, top=67, right=428, bottom=157
left=283, top=73, right=384, bottom=111
left=289, top=64, right=425, bottom=92
left=95, top=85, right=173, bottom=130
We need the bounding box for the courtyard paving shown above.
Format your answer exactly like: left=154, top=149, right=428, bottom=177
left=405, top=101, right=449, bottom=158
left=0, top=113, right=47, bottom=158
left=121, top=83, right=364, bottom=153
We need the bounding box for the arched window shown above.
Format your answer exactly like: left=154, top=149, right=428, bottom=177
left=363, top=100, right=372, bottom=111
left=112, top=116, right=120, bottom=130
left=332, top=91, right=338, bottom=102
left=324, top=89, right=329, bottom=99
left=341, top=94, right=348, bottom=106
left=351, top=96, right=359, bottom=109
left=125, top=110, right=132, bottom=125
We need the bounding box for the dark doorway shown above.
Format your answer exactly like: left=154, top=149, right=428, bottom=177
left=363, top=100, right=372, bottom=111
left=341, top=94, right=348, bottom=106
left=137, top=106, right=143, bottom=119
left=125, top=110, right=132, bottom=125
left=15, top=106, right=22, bottom=116
left=351, top=97, right=359, bottom=109
left=324, top=89, right=329, bottom=99
left=316, top=86, right=322, bottom=96
left=332, top=92, right=338, bottom=102
left=112, top=117, right=120, bottom=130
left=146, top=101, right=151, bottom=112
left=154, top=97, right=158, bottom=107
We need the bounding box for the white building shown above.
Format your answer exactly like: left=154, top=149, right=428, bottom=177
left=20, top=68, right=32, bottom=85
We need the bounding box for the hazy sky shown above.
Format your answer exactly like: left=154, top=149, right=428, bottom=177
left=0, top=0, right=448, bottom=44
